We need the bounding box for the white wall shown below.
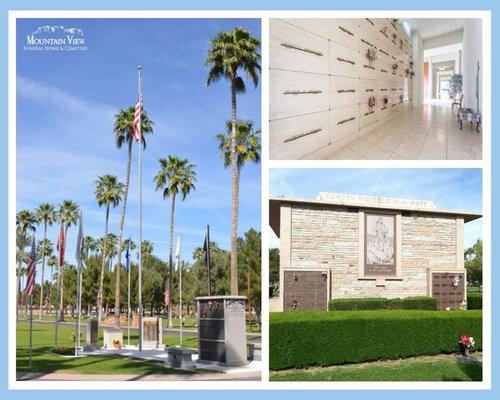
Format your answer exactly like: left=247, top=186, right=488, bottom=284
left=423, top=29, right=463, bottom=50
left=462, top=19, right=482, bottom=112
left=412, top=31, right=424, bottom=107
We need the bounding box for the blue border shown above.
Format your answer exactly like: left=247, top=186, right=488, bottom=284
left=2, top=0, right=496, bottom=399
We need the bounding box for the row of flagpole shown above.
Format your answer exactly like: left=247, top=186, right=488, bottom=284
left=25, top=67, right=214, bottom=366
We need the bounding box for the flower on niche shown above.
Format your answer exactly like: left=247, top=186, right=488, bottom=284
left=113, top=338, right=122, bottom=349
left=459, top=334, right=475, bottom=348
left=368, top=96, right=377, bottom=109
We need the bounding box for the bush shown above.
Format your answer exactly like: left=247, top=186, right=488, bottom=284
left=467, top=293, right=482, bottom=310
left=328, top=296, right=437, bottom=311
left=270, top=310, right=482, bottom=370
left=52, top=346, right=75, bottom=356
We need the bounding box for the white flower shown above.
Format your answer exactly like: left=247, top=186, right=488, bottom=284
left=446, top=307, right=450, bottom=311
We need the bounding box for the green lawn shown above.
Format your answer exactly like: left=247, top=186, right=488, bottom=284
left=270, top=356, right=482, bottom=381
left=16, top=322, right=206, bottom=375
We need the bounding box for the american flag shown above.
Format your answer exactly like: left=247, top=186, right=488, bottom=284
left=25, top=236, right=36, bottom=297
left=164, top=288, right=170, bottom=306
left=124, top=241, right=130, bottom=271
left=131, top=97, right=142, bottom=143
left=56, top=224, right=65, bottom=268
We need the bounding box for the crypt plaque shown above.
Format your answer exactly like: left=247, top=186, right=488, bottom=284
left=364, top=213, right=396, bottom=276
left=283, top=270, right=328, bottom=311
left=431, top=272, right=466, bottom=310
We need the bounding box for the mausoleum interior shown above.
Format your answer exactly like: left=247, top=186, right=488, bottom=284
left=269, top=18, right=483, bottom=160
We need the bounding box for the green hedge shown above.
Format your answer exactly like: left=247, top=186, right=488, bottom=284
left=270, top=310, right=482, bottom=370
left=328, top=296, right=437, bottom=311
left=467, top=293, right=482, bottom=310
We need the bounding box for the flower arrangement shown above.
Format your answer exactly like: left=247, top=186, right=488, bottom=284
left=392, top=33, right=397, bottom=43
left=71, top=331, right=82, bottom=341
left=399, top=94, right=404, bottom=103
left=113, top=338, right=122, bottom=349
left=381, top=26, right=388, bottom=34
left=459, top=334, right=475, bottom=356
left=399, top=39, right=404, bottom=49
left=368, top=96, right=377, bottom=110
left=391, top=62, right=399, bottom=73
left=383, top=96, right=389, bottom=105
left=410, top=71, right=415, bottom=78
left=405, top=68, right=410, bottom=78
left=365, top=47, right=378, bottom=67
left=452, top=275, right=460, bottom=287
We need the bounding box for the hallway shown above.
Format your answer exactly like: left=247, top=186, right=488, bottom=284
left=326, top=102, right=482, bottom=160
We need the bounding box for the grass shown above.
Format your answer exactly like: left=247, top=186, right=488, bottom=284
left=16, top=321, right=207, bottom=375
left=270, top=354, right=483, bottom=382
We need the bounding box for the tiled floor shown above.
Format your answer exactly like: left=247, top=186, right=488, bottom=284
left=326, top=102, right=482, bottom=160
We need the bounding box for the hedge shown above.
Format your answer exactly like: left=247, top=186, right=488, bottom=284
left=328, top=296, right=437, bottom=311
left=467, top=293, right=482, bottom=310
left=269, top=310, right=482, bottom=370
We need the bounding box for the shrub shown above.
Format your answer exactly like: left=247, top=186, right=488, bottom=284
left=269, top=310, right=482, bottom=370
left=467, top=292, right=482, bottom=310
left=52, top=346, right=75, bottom=356
left=328, top=296, right=437, bottom=311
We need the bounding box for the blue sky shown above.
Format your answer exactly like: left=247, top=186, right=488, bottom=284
left=269, top=168, right=482, bottom=249
left=16, top=18, right=261, bottom=268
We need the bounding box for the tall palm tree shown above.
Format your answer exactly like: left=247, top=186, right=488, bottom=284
left=56, top=200, right=79, bottom=321
left=113, top=106, right=154, bottom=328
left=141, top=240, right=154, bottom=258
left=206, top=27, right=260, bottom=295
left=154, top=155, right=196, bottom=327
left=16, top=210, right=36, bottom=318
left=35, top=203, right=55, bottom=319
left=95, top=174, right=124, bottom=321
left=105, top=233, right=118, bottom=270
left=36, top=238, right=53, bottom=318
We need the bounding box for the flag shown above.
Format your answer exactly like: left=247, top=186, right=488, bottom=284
left=132, top=96, right=142, bottom=143
left=125, top=240, right=130, bottom=271
left=203, top=225, right=210, bottom=267
left=75, top=212, right=84, bottom=261
left=25, top=236, right=36, bottom=297
left=56, top=224, right=65, bottom=268
left=164, top=288, right=170, bottom=306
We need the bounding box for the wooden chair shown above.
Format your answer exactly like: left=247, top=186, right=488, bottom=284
left=451, top=93, right=463, bottom=109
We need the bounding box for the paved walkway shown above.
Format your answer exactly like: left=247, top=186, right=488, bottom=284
left=17, top=371, right=261, bottom=381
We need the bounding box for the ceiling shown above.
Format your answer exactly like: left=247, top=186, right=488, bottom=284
left=404, top=18, right=465, bottom=40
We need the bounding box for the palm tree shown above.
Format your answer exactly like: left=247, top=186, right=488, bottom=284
left=16, top=210, right=36, bottom=318
left=95, top=174, right=124, bottom=321
left=35, top=203, right=55, bottom=319
left=141, top=240, right=154, bottom=258
left=56, top=200, right=80, bottom=321
left=113, top=106, right=154, bottom=328
left=83, top=235, right=96, bottom=259
left=206, top=27, right=260, bottom=295
left=105, top=233, right=118, bottom=270
left=47, top=255, right=58, bottom=314
left=154, top=156, right=196, bottom=328
left=36, top=238, right=53, bottom=318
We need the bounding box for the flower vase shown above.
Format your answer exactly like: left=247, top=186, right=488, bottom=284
left=460, top=344, right=470, bottom=357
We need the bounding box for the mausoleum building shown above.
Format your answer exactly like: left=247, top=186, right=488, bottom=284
left=269, top=193, right=482, bottom=311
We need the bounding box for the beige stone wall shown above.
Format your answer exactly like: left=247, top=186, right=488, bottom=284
left=282, top=203, right=463, bottom=300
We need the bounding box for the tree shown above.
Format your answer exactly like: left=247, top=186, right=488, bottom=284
left=16, top=210, right=36, bottom=317
left=35, top=203, right=55, bottom=319
left=269, top=248, right=280, bottom=297
left=36, top=237, right=53, bottom=317
left=56, top=199, right=80, bottom=321
left=154, top=155, right=196, bottom=328
left=95, top=174, right=124, bottom=320
left=141, top=240, right=154, bottom=258
left=465, top=239, right=482, bottom=287
left=113, top=106, right=154, bottom=328
left=83, top=235, right=97, bottom=259
left=206, top=27, right=261, bottom=295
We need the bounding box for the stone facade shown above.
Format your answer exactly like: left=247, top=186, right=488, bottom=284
left=270, top=193, right=481, bottom=310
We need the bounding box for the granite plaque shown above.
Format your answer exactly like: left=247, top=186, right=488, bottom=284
left=283, top=270, right=328, bottom=311
left=432, top=272, right=465, bottom=310
left=365, top=213, right=396, bottom=276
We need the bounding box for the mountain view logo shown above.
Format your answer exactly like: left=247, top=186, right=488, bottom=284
left=31, top=25, right=85, bottom=37
left=24, top=25, right=87, bottom=52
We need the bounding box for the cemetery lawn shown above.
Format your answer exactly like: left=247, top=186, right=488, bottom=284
left=270, top=354, right=482, bottom=381
left=16, top=322, right=209, bottom=375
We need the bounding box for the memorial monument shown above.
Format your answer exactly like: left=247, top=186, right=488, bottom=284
left=269, top=193, right=482, bottom=311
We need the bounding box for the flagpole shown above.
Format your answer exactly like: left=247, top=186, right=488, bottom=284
left=207, top=225, right=211, bottom=296
left=54, top=224, right=62, bottom=348
left=29, top=294, right=33, bottom=369
left=137, top=65, right=143, bottom=352
left=127, top=238, right=131, bottom=346
left=75, top=212, right=83, bottom=357
left=176, top=238, right=182, bottom=348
